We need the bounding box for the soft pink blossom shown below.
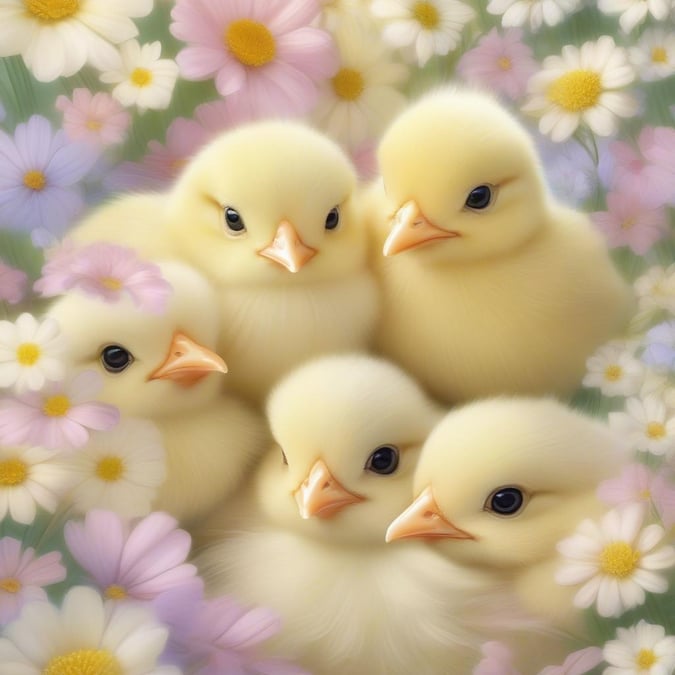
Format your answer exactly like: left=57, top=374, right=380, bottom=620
left=474, top=641, right=521, bottom=675
left=538, top=646, right=603, bottom=675
left=349, top=139, right=378, bottom=181
left=0, top=261, right=27, bottom=305
left=55, top=88, right=131, bottom=149
left=642, top=126, right=675, bottom=207
left=0, top=537, right=66, bottom=624
left=170, top=0, right=339, bottom=119
left=456, top=29, right=537, bottom=100
left=34, top=242, right=173, bottom=315
left=0, top=370, right=120, bottom=450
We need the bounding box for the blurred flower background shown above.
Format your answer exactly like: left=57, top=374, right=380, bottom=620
left=0, top=0, right=673, bottom=673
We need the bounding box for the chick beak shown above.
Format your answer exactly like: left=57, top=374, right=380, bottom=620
left=147, top=331, right=228, bottom=388
left=383, top=200, right=460, bottom=256
left=294, top=459, right=365, bottom=520
left=385, top=486, right=475, bottom=542
left=258, top=220, right=317, bottom=273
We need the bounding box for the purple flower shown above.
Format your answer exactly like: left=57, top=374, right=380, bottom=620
left=642, top=321, right=675, bottom=372
left=0, top=261, right=27, bottom=305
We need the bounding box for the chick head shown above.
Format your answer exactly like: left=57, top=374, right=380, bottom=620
left=254, top=354, right=442, bottom=545
left=386, top=398, right=625, bottom=570
left=47, top=261, right=227, bottom=418
left=378, top=88, right=549, bottom=264
left=166, top=120, right=366, bottom=286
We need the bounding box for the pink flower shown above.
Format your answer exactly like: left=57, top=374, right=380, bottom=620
left=597, top=463, right=675, bottom=528
left=64, top=509, right=198, bottom=602
left=170, top=0, right=339, bottom=119
left=0, top=261, right=27, bottom=305
left=55, top=88, right=131, bottom=149
left=474, top=641, right=521, bottom=675
left=456, top=29, right=537, bottom=101
left=0, top=537, right=66, bottom=624
left=642, top=126, right=675, bottom=207
left=349, top=139, right=378, bottom=181
left=592, top=189, right=668, bottom=255
left=34, top=242, right=173, bottom=315
left=0, top=371, right=119, bottom=450
left=538, top=647, right=603, bottom=675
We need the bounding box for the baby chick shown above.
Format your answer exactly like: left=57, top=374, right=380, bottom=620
left=370, top=88, right=634, bottom=403
left=47, top=261, right=267, bottom=525
left=196, top=355, right=492, bottom=675
left=164, top=121, right=379, bottom=404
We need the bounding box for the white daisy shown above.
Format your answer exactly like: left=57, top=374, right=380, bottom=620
left=583, top=341, right=644, bottom=397
left=0, top=313, right=66, bottom=392
left=522, top=35, right=638, bottom=142
left=556, top=503, right=675, bottom=618
left=0, top=445, right=73, bottom=525
left=630, top=29, right=675, bottom=81
left=609, top=394, right=675, bottom=456
left=634, top=264, right=675, bottom=315
left=0, top=0, right=152, bottom=82
left=64, top=417, right=166, bottom=518
left=313, top=16, right=408, bottom=148
left=487, top=0, right=582, bottom=31
left=0, top=585, right=179, bottom=675
left=598, top=0, right=673, bottom=33
left=100, top=40, right=179, bottom=113
left=371, top=0, right=475, bottom=67
left=603, top=620, right=675, bottom=675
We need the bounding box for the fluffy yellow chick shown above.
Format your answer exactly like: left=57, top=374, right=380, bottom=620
left=47, top=261, right=267, bottom=525
left=196, top=355, right=496, bottom=675
left=164, top=121, right=379, bottom=404
left=369, top=88, right=634, bottom=403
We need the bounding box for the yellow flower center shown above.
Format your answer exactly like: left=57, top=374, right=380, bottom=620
left=604, top=364, right=622, bottom=381
left=600, top=541, right=640, bottom=578
left=0, top=458, right=28, bottom=486
left=651, top=46, right=667, bottom=63
left=639, top=488, right=651, bottom=500
left=412, top=1, right=440, bottom=29
left=100, top=277, right=123, bottom=291
left=95, top=456, right=125, bottom=483
left=636, top=648, right=657, bottom=669
left=547, top=69, right=602, bottom=112
left=621, top=217, right=636, bottom=230
left=42, top=394, right=70, bottom=417
left=23, top=170, right=46, bottom=191
left=43, top=649, right=122, bottom=675
left=23, top=0, right=79, bottom=22
left=497, top=56, right=512, bottom=70
left=130, top=68, right=153, bottom=87
left=16, top=342, right=41, bottom=366
left=86, top=119, right=102, bottom=131
left=0, top=577, right=22, bottom=593
left=104, top=584, right=127, bottom=600
left=332, top=68, right=365, bottom=101
left=646, top=421, right=666, bottom=440
left=225, top=19, right=276, bottom=67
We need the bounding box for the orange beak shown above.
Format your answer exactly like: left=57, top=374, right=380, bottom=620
left=294, top=459, right=365, bottom=519
left=258, top=220, right=317, bottom=273
left=383, top=200, right=460, bottom=256
left=385, top=486, right=475, bottom=543
left=147, top=331, right=228, bottom=388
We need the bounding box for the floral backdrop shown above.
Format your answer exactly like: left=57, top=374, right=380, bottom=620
left=0, top=0, right=673, bottom=673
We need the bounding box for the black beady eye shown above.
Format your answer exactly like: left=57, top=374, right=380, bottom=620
left=465, top=185, right=492, bottom=210
left=365, top=445, right=399, bottom=475
left=325, top=206, right=340, bottom=230
left=224, top=206, right=246, bottom=234
left=487, top=487, right=524, bottom=516
left=100, top=345, right=133, bottom=373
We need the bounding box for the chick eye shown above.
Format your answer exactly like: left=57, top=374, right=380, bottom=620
left=325, top=206, right=340, bottom=230
left=224, top=206, right=246, bottom=235
left=100, top=345, right=133, bottom=373
left=464, top=185, right=492, bottom=210
left=365, top=445, right=399, bottom=475
left=485, top=486, right=524, bottom=516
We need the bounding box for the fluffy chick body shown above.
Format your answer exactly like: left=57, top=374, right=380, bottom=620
left=370, top=88, right=634, bottom=403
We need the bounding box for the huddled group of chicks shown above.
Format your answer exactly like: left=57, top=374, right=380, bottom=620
left=48, top=88, right=634, bottom=674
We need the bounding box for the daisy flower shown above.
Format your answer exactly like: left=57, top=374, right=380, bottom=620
left=312, top=15, right=408, bottom=148
left=0, top=261, right=27, bottom=305
left=539, top=647, right=603, bottom=675
left=170, top=0, right=338, bottom=119
left=583, top=341, right=644, bottom=397
left=598, top=0, right=673, bottom=33
left=371, top=0, right=475, bottom=67
left=0, top=585, right=179, bottom=674
left=0, top=370, right=120, bottom=451
left=642, top=321, right=675, bottom=372
left=34, top=241, right=173, bottom=315
left=630, top=29, right=675, bottom=81
left=0, top=0, right=152, bottom=82
left=487, top=0, right=582, bottom=30
left=0, top=537, right=65, bottom=625
left=456, top=28, right=537, bottom=101
left=55, top=88, right=131, bottom=149
left=0, top=445, right=73, bottom=525
left=100, top=40, right=180, bottom=113
left=603, top=620, right=675, bottom=675
left=609, top=394, right=675, bottom=456
left=634, top=265, right=675, bottom=315
left=0, top=115, right=97, bottom=237
left=64, top=510, right=198, bottom=602
left=64, top=418, right=166, bottom=518
left=556, top=504, right=675, bottom=618
left=522, top=36, right=637, bottom=143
